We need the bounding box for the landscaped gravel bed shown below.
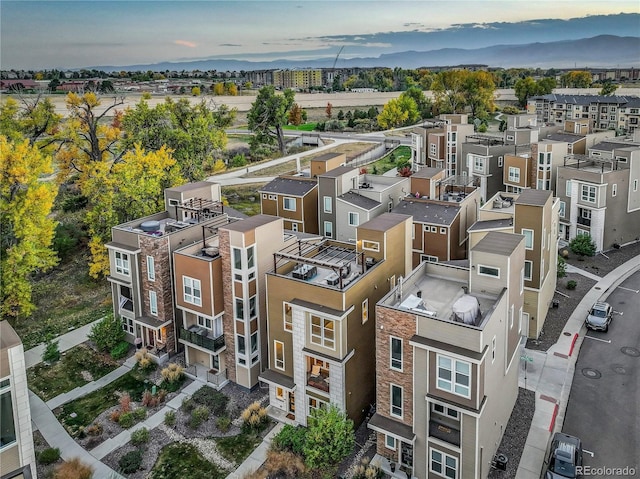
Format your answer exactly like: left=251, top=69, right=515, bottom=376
left=102, top=427, right=172, bottom=479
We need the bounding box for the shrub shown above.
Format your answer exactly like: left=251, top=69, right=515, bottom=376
left=134, top=348, right=154, bottom=371
left=109, top=409, right=121, bottom=423
left=131, top=427, right=150, bottom=445
left=352, top=457, right=384, bottom=479
left=191, top=386, right=228, bottom=416
left=86, top=423, right=103, bottom=436
left=53, top=222, right=82, bottom=260
left=38, top=447, right=61, bottom=465
left=119, top=449, right=143, bottom=474
left=189, top=406, right=210, bottom=429
left=570, top=234, right=596, bottom=257
left=53, top=458, right=93, bottom=479
left=133, top=407, right=147, bottom=420
left=567, top=279, right=577, bottom=290
left=88, top=314, right=125, bottom=352
left=263, top=449, right=306, bottom=477
left=110, top=341, right=130, bottom=360
left=273, top=424, right=307, bottom=456
left=303, top=405, right=355, bottom=470
left=216, top=416, right=231, bottom=432
left=241, top=401, right=269, bottom=432
left=231, top=153, right=247, bottom=167
left=119, top=393, right=132, bottom=413
left=142, top=389, right=165, bottom=408
left=161, top=363, right=184, bottom=384
left=119, top=412, right=135, bottom=429
left=557, top=255, right=567, bottom=278
left=43, top=336, right=60, bottom=363
left=180, top=397, right=195, bottom=413
left=164, top=410, right=176, bottom=426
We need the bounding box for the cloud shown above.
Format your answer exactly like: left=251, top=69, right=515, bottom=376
left=220, top=43, right=241, bottom=47
left=174, top=40, right=197, bottom=48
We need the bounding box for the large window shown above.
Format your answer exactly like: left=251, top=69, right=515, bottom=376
left=122, top=317, right=134, bottom=334
left=323, top=196, right=332, bottom=213
left=235, top=298, right=244, bottom=320
left=522, top=228, right=534, bottom=249
left=274, top=341, right=285, bottom=370
left=147, top=255, right=155, bottom=281
left=437, top=355, right=471, bottom=398
left=430, top=449, right=458, bottom=479
left=283, top=197, right=296, bottom=211
left=348, top=212, right=359, bottom=226
left=478, top=265, right=500, bottom=278
left=390, top=337, right=402, bottom=371
left=310, top=316, right=335, bottom=349
left=183, top=277, right=202, bottom=306
left=390, top=384, right=403, bottom=418
left=115, top=251, right=130, bottom=275
left=233, top=248, right=242, bottom=269
left=472, top=155, right=485, bottom=173
left=581, top=184, right=596, bottom=203
left=524, top=260, right=533, bottom=281
left=324, top=221, right=333, bottom=238
left=284, top=303, right=293, bottom=332
left=508, top=166, right=520, bottom=183
left=247, top=246, right=255, bottom=269
left=0, top=381, right=16, bottom=449
left=149, top=291, right=158, bottom=316
left=559, top=201, right=566, bottom=218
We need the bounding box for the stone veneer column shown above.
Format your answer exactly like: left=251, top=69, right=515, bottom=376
left=291, top=307, right=307, bottom=426
left=329, top=360, right=344, bottom=411
left=218, top=230, right=237, bottom=384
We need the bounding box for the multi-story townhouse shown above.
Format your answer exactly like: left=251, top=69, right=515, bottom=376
left=502, top=153, right=534, bottom=193
left=370, top=231, right=525, bottom=479
left=259, top=176, right=319, bottom=234
left=1, top=321, right=36, bottom=479
left=309, top=152, right=346, bottom=178
left=555, top=140, right=640, bottom=250
left=411, top=115, right=475, bottom=177
left=617, top=97, right=640, bottom=134
left=318, top=166, right=360, bottom=239
left=260, top=213, right=413, bottom=427
left=527, top=94, right=637, bottom=131
left=392, top=177, right=480, bottom=267
left=471, top=190, right=559, bottom=338
left=107, top=181, right=242, bottom=362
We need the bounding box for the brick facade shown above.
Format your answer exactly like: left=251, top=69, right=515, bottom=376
left=218, top=230, right=237, bottom=383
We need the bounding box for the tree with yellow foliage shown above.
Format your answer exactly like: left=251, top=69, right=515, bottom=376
left=1, top=136, right=59, bottom=320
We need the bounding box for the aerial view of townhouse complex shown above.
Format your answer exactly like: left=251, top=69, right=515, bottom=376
left=2, top=6, right=640, bottom=479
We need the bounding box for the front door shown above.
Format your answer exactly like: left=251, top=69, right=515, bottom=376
left=401, top=442, right=413, bottom=468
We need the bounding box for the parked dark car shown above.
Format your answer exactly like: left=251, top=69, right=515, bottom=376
left=585, top=301, right=612, bottom=332
left=544, top=432, right=583, bottom=478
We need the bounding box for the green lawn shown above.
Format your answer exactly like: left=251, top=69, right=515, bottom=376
left=28, top=344, right=119, bottom=401
left=57, top=368, right=151, bottom=432
left=222, top=184, right=265, bottom=216
left=149, top=443, right=226, bottom=479
left=283, top=122, right=318, bottom=131
left=365, top=145, right=412, bottom=174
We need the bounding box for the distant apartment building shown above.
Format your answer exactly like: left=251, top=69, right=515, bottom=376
left=555, top=139, right=640, bottom=250
left=259, top=177, right=319, bottom=234
left=472, top=189, right=559, bottom=338
left=411, top=115, right=475, bottom=177
left=370, top=231, right=525, bottom=479
left=1, top=321, right=35, bottom=479
left=260, top=213, right=413, bottom=427
left=617, top=97, right=640, bottom=134
left=272, top=69, right=323, bottom=90
left=107, top=181, right=243, bottom=363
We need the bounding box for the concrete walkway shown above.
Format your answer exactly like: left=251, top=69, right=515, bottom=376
left=516, top=256, right=640, bottom=478
left=226, top=422, right=284, bottom=479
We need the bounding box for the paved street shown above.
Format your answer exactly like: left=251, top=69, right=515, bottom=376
left=562, top=272, right=640, bottom=476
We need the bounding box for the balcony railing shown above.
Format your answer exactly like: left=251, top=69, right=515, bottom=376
left=307, top=370, right=330, bottom=393
left=179, top=327, right=225, bottom=353
left=429, top=420, right=461, bottom=446
left=577, top=216, right=591, bottom=227
left=207, top=369, right=228, bottom=387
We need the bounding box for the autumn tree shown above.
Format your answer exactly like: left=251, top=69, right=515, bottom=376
left=432, top=70, right=470, bottom=114
left=1, top=136, right=59, bottom=319
left=464, top=71, right=496, bottom=119
left=121, top=97, right=236, bottom=181
left=0, top=95, right=61, bottom=147
left=401, top=86, right=432, bottom=120
left=560, top=71, right=592, bottom=88
left=325, top=102, right=333, bottom=119
left=377, top=94, right=419, bottom=129
left=247, top=86, right=295, bottom=156
left=514, top=76, right=557, bottom=108
left=191, top=86, right=201, bottom=96
left=288, top=103, right=303, bottom=126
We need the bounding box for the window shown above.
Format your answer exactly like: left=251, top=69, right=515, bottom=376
left=115, top=251, right=130, bottom=275
left=440, top=227, right=447, bottom=235
left=269, top=194, right=276, bottom=200
left=634, top=180, right=638, bottom=192
left=324, top=221, right=333, bottom=238
left=472, top=155, right=484, bottom=173
left=250, top=331, right=258, bottom=354
left=310, top=316, right=335, bottom=349
left=276, top=387, right=284, bottom=400
left=538, top=152, right=551, bottom=169
left=122, top=317, right=134, bottom=334
left=521, top=311, right=529, bottom=334
left=183, top=277, right=202, bottom=306
left=362, top=298, right=368, bottom=324
left=149, top=291, right=158, bottom=316
left=237, top=335, right=246, bottom=356
left=308, top=397, right=327, bottom=415
left=432, top=403, right=459, bottom=419
left=521, top=229, right=534, bottom=249
left=247, top=246, right=255, bottom=269
left=283, top=197, right=296, bottom=211
left=437, top=355, right=471, bottom=398
left=429, top=143, right=437, bottom=156
left=235, top=298, right=244, bottom=320
left=291, top=222, right=299, bottom=232
left=520, top=267, right=524, bottom=293
left=348, top=212, right=359, bottom=226
left=519, top=307, right=524, bottom=334
left=0, top=384, right=16, bottom=449
left=249, top=296, right=257, bottom=319
left=430, top=226, right=437, bottom=233
left=147, top=256, right=155, bottom=281
left=284, top=303, right=292, bottom=332
left=385, top=434, right=396, bottom=450
left=390, top=337, right=402, bottom=371
left=478, top=265, right=500, bottom=278
left=581, top=184, right=597, bottom=203
left=508, top=167, right=520, bottom=183
left=430, top=449, right=458, bottom=479
left=510, top=304, right=515, bottom=329
left=390, top=384, right=403, bottom=418
left=274, top=341, right=284, bottom=370
left=524, top=260, right=533, bottom=281
left=566, top=180, right=572, bottom=197
left=498, top=156, right=504, bottom=167
left=233, top=248, right=242, bottom=270
left=491, top=336, right=496, bottom=362
left=362, top=241, right=379, bottom=252
left=198, top=315, right=212, bottom=330
left=262, top=193, right=267, bottom=199
left=323, top=196, right=332, bottom=213
left=612, top=184, right=617, bottom=197
left=559, top=201, right=566, bottom=218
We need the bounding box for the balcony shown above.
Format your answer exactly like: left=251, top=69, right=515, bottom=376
left=119, top=296, right=133, bottom=314
left=428, top=420, right=461, bottom=446
left=179, top=326, right=225, bottom=353
left=307, top=366, right=330, bottom=393
left=577, top=216, right=591, bottom=227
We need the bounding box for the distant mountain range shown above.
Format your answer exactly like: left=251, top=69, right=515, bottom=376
left=94, top=35, right=639, bottom=72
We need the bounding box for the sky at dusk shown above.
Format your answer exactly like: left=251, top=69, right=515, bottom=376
left=1, top=0, right=639, bottom=70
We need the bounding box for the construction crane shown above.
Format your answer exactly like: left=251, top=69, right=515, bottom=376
left=332, top=46, right=345, bottom=71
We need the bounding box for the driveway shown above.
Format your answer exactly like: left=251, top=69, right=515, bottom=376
left=562, top=272, right=640, bottom=476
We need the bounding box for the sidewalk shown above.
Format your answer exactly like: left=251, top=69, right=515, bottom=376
left=516, top=255, right=640, bottom=478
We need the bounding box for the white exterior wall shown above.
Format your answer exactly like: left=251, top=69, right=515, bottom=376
left=292, top=307, right=307, bottom=426
left=590, top=208, right=606, bottom=251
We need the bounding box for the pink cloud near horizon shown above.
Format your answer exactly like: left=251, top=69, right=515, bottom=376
left=175, top=40, right=197, bottom=48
